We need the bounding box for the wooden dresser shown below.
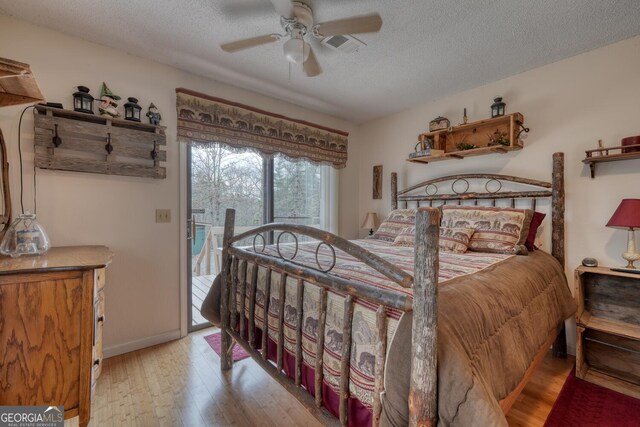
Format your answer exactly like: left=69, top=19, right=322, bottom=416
left=0, top=246, right=113, bottom=426
left=575, top=266, right=640, bottom=398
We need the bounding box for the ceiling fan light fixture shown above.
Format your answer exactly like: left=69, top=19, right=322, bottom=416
left=283, top=37, right=310, bottom=64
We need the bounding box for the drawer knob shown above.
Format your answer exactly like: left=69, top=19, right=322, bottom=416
left=97, top=315, right=105, bottom=323
left=93, top=359, right=101, bottom=366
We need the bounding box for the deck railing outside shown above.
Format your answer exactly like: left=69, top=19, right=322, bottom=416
left=192, top=218, right=321, bottom=277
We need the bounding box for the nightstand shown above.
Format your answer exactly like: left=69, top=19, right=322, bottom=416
left=575, top=266, right=640, bottom=398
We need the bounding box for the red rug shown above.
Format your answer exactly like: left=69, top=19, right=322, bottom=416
left=204, top=332, right=250, bottom=362
left=545, top=368, right=640, bottom=426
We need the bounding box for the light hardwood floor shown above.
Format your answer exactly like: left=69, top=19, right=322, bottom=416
left=82, top=328, right=573, bottom=426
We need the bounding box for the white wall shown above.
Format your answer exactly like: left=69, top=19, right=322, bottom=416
left=0, top=15, right=360, bottom=356
left=357, top=36, right=640, bottom=354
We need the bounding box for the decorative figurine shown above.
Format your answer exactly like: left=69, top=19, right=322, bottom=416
left=146, top=103, right=162, bottom=125
left=98, top=82, right=121, bottom=118
left=490, top=96, right=506, bottom=118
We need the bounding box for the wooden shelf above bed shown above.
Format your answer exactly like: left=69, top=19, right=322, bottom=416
left=408, top=113, right=525, bottom=164
left=582, top=144, right=640, bottom=178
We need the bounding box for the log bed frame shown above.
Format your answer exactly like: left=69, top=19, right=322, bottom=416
left=218, top=152, right=567, bottom=427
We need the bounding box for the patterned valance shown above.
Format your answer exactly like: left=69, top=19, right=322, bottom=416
left=176, top=88, right=348, bottom=169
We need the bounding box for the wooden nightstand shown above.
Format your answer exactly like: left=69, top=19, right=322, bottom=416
left=575, top=266, right=640, bottom=398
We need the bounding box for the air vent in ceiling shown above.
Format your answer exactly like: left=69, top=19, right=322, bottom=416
left=321, top=34, right=363, bottom=54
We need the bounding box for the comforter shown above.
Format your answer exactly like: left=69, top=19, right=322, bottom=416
left=201, top=239, right=575, bottom=426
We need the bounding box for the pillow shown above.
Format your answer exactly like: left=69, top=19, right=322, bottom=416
left=525, top=211, right=546, bottom=251
left=372, top=209, right=417, bottom=242
left=441, top=206, right=533, bottom=255
left=392, top=226, right=475, bottom=254
left=392, top=226, right=416, bottom=246
left=439, top=227, right=475, bottom=253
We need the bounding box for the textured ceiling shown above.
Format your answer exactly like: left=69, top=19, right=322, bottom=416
left=1, top=0, right=639, bottom=123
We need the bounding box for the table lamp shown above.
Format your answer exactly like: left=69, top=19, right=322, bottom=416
left=606, top=199, right=640, bottom=272
left=361, top=212, right=380, bottom=236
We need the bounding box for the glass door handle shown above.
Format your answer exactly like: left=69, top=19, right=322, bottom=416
left=187, top=217, right=194, bottom=240
left=191, top=215, right=196, bottom=240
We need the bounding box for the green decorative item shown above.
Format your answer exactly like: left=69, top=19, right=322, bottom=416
left=488, top=130, right=510, bottom=147
left=98, top=82, right=121, bottom=118
left=456, top=142, right=477, bottom=151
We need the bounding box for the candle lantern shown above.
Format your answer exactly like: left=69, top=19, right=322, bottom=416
left=491, top=96, right=506, bottom=118
left=124, top=97, right=142, bottom=122
left=72, top=86, right=94, bottom=114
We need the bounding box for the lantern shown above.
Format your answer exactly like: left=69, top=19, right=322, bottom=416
left=72, top=86, right=94, bottom=114
left=124, top=97, right=142, bottom=122
left=491, top=96, right=506, bottom=118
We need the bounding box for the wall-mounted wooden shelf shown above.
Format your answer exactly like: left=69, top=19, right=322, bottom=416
left=583, top=144, right=640, bottom=178
left=408, top=113, right=525, bottom=164
left=34, top=105, right=166, bottom=179
left=0, top=57, right=44, bottom=107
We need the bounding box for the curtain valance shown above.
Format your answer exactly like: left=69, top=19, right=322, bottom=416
left=176, top=88, right=348, bottom=169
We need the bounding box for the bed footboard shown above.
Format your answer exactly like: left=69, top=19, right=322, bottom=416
left=218, top=207, right=441, bottom=427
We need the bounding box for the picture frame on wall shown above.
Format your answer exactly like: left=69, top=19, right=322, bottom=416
left=373, top=165, right=382, bottom=199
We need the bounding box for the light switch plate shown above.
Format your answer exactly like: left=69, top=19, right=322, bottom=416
left=156, top=209, right=171, bottom=223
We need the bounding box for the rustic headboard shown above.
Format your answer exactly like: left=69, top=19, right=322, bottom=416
left=391, top=152, right=565, bottom=268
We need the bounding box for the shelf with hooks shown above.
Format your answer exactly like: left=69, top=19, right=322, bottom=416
left=33, top=105, right=166, bottom=179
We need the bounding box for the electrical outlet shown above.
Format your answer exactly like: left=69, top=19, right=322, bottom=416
left=156, top=209, right=171, bottom=223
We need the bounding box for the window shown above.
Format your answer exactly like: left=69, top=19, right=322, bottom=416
left=190, top=144, right=336, bottom=239
left=189, top=143, right=338, bottom=328
left=272, top=154, right=336, bottom=242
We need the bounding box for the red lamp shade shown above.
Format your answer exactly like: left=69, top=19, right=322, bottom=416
left=606, top=199, right=640, bottom=229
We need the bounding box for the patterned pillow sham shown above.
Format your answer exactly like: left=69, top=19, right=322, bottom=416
left=392, top=226, right=416, bottom=246
left=372, top=209, right=417, bottom=242
left=439, top=227, right=476, bottom=253
left=392, top=226, right=475, bottom=254
left=441, top=206, right=533, bottom=255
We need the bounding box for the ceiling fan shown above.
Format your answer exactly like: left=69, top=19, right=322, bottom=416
left=220, top=0, right=383, bottom=77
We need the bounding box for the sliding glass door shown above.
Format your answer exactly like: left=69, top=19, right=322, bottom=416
left=188, top=144, right=264, bottom=330
left=187, top=145, right=333, bottom=330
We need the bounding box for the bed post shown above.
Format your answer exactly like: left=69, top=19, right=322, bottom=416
left=551, top=152, right=567, bottom=358
left=220, top=208, right=236, bottom=371
left=409, top=207, right=440, bottom=427
left=391, top=172, right=398, bottom=210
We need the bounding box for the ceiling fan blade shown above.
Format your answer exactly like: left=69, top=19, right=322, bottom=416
left=313, top=13, right=382, bottom=37
left=303, top=48, right=322, bottom=77
left=269, top=0, right=294, bottom=18
left=221, top=34, right=280, bottom=52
